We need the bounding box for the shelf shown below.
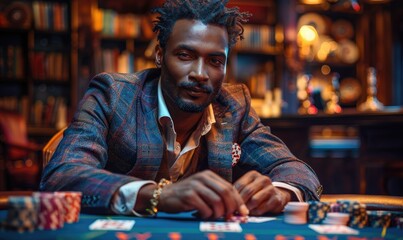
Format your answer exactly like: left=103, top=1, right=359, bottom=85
left=33, top=29, right=70, bottom=35
left=296, top=3, right=363, bottom=15
left=234, top=46, right=282, bottom=56
left=261, top=107, right=403, bottom=127
left=32, top=79, right=70, bottom=84
left=0, top=0, right=76, bottom=132
left=0, top=78, right=27, bottom=83
left=0, top=28, right=30, bottom=33
left=99, top=35, right=152, bottom=42
left=28, top=126, right=59, bottom=137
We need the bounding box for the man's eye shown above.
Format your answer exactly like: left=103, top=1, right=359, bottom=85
left=177, top=52, right=192, bottom=59
left=210, top=58, right=225, bottom=67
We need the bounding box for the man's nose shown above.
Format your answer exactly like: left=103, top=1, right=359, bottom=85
left=190, top=58, right=209, bottom=82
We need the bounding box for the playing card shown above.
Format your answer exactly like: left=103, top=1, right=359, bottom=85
left=200, top=222, right=242, bottom=232
left=247, top=217, right=276, bottom=223
left=89, top=219, right=135, bottom=231
left=309, top=224, right=359, bottom=235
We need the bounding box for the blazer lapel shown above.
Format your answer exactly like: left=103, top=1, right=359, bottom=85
left=206, top=108, right=234, bottom=182
left=127, top=75, right=164, bottom=181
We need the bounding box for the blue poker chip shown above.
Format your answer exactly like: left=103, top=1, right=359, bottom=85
left=307, top=201, right=330, bottom=224
left=388, top=211, right=403, bottom=228
left=367, top=211, right=392, bottom=228
left=5, top=196, right=39, bottom=232
left=336, top=200, right=368, bottom=228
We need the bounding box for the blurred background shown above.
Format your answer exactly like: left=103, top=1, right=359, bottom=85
left=0, top=0, right=402, bottom=195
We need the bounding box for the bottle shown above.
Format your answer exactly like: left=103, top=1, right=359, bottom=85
left=357, top=67, right=384, bottom=111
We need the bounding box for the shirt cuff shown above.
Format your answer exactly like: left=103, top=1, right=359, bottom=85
left=272, top=181, right=304, bottom=202
left=111, top=180, right=156, bottom=216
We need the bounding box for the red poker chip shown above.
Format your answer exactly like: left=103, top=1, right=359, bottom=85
left=55, top=192, right=82, bottom=223
left=33, top=192, right=65, bottom=230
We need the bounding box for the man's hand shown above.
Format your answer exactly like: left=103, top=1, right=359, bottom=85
left=233, top=170, right=291, bottom=215
left=140, top=170, right=249, bottom=219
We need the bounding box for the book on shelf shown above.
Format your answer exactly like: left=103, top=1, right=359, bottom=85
left=32, top=1, right=69, bottom=31
left=30, top=52, right=68, bottom=81
left=98, top=49, right=135, bottom=73
left=92, top=7, right=151, bottom=39
left=0, top=96, right=29, bottom=123
left=31, top=96, right=66, bottom=127
left=235, top=24, right=277, bottom=51
left=247, top=62, right=275, bottom=99
left=0, top=45, right=24, bottom=79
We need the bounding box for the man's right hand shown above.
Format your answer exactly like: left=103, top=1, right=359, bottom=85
left=137, top=170, right=248, bottom=219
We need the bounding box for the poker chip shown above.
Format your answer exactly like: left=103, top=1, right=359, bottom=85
left=337, top=200, right=368, bottom=228
left=3, top=191, right=83, bottom=232
left=33, top=192, right=65, bottom=230
left=329, top=202, right=342, bottom=213
left=308, top=201, right=330, bottom=224
left=322, top=212, right=350, bottom=226
left=367, top=211, right=391, bottom=228
left=389, top=211, right=403, bottom=228
left=397, top=217, right=403, bottom=229
left=229, top=215, right=248, bottom=223
left=55, top=191, right=82, bottom=223
left=283, top=202, right=309, bottom=224
left=5, top=196, right=39, bottom=233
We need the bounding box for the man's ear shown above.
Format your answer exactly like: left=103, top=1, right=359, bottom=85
left=155, top=45, right=163, bottom=68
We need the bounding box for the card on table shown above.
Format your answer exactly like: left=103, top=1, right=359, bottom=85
left=89, top=219, right=135, bottom=231
left=247, top=217, right=276, bottom=223
left=200, top=222, right=242, bottom=232
left=309, top=224, right=359, bottom=235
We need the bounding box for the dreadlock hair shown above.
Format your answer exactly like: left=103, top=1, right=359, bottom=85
left=151, top=0, right=250, bottom=49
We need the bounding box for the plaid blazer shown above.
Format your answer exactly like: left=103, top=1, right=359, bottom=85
left=40, top=68, right=322, bottom=213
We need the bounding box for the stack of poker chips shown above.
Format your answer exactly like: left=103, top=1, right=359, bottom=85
left=285, top=200, right=400, bottom=230
left=337, top=200, right=368, bottom=228
left=33, top=192, right=65, bottom=230
left=367, top=211, right=391, bottom=228
left=390, top=212, right=403, bottom=228
left=3, top=191, right=82, bottom=232
left=307, top=201, right=330, bottom=224
left=329, top=202, right=343, bottom=212
left=322, top=212, right=350, bottom=225
left=5, top=196, right=39, bottom=233
left=283, top=202, right=309, bottom=224
left=55, top=192, right=82, bottom=223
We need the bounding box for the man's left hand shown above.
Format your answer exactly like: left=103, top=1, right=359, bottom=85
left=233, top=170, right=291, bottom=215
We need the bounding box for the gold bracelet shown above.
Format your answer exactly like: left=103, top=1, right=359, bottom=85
left=146, top=178, right=171, bottom=216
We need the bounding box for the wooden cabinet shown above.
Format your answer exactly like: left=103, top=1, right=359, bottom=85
left=225, top=0, right=285, bottom=118
left=0, top=0, right=78, bottom=139
left=262, top=108, right=403, bottom=195
left=278, top=0, right=400, bottom=116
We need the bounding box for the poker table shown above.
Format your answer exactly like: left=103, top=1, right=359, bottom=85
left=1, top=211, right=402, bottom=240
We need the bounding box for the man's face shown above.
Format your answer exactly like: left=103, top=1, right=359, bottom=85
left=158, top=19, right=229, bottom=113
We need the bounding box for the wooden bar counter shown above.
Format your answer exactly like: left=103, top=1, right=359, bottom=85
left=261, top=107, right=403, bottom=195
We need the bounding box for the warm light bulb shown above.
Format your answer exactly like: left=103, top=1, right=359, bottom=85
left=299, top=25, right=318, bottom=43
left=300, top=0, right=324, bottom=4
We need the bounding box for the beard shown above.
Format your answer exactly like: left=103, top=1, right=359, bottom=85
left=175, top=81, right=217, bottom=112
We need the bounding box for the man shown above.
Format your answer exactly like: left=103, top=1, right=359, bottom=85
left=40, top=0, right=322, bottom=219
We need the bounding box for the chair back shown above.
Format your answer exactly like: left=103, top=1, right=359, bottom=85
left=0, top=109, right=41, bottom=190
left=42, top=127, right=66, bottom=167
